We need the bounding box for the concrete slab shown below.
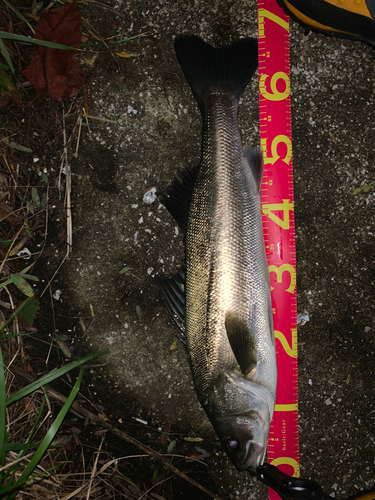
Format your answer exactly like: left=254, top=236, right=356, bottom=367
left=58, top=1, right=374, bottom=498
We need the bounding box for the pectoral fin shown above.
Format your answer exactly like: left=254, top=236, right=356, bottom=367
left=225, top=311, right=257, bottom=376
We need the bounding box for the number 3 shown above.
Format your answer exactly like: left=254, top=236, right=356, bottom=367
left=268, top=263, right=296, bottom=293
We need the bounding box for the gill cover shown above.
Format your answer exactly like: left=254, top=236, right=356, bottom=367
left=205, top=372, right=275, bottom=471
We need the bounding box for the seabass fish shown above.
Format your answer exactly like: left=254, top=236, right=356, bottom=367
left=158, top=36, right=277, bottom=473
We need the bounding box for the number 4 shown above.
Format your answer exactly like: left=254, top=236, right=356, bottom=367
left=262, top=199, right=294, bottom=230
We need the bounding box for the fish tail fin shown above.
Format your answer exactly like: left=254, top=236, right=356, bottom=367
left=174, top=35, right=258, bottom=112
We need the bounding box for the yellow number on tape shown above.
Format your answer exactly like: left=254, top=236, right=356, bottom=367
left=270, top=457, right=300, bottom=477
left=260, top=72, right=290, bottom=101
left=269, top=264, right=296, bottom=293
left=258, top=8, right=289, bottom=38
left=261, top=135, right=292, bottom=165
left=262, top=199, right=294, bottom=230
left=274, top=328, right=297, bottom=357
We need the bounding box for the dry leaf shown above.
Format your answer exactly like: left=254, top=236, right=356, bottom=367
left=22, top=1, right=84, bottom=101
left=116, top=51, right=138, bottom=58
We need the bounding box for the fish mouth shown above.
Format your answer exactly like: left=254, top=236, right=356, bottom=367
left=237, top=440, right=265, bottom=472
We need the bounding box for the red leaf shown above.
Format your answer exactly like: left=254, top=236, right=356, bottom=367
left=22, top=1, right=84, bottom=101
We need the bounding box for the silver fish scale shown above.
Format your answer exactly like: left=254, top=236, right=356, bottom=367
left=185, top=88, right=276, bottom=403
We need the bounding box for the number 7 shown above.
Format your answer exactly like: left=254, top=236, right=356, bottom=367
left=258, top=8, right=289, bottom=38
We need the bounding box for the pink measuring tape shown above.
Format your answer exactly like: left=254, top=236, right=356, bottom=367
left=257, top=1, right=300, bottom=497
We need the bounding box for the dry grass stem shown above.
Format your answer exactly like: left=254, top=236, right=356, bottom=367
left=82, top=106, right=91, bottom=134
left=84, top=115, right=118, bottom=124
left=85, top=436, right=104, bottom=500
left=75, top=110, right=83, bottom=157
left=0, top=227, right=23, bottom=275
left=61, top=109, right=72, bottom=256
left=40, top=253, right=68, bottom=298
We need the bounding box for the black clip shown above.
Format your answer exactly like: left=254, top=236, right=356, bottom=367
left=255, top=463, right=335, bottom=500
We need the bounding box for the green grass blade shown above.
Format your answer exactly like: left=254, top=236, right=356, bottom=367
left=0, top=296, right=36, bottom=333
left=27, top=397, right=46, bottom=445
left=10, top=274, right=34, bottom=297
left=80, top=33, right=144, bottom=47
left=0, top=279, right=12, bottom=290
left=4, top=396, right=47, bottom=487
left=5, top=349, right=109, bottom=407
left=19, top=263, right=36, bottom=274
left=0, top=333, right=33, bottom=339
left=0, top=31, right=79, bottom=51
left=0, top=347, right=6, bottom=466
left=0, top=38, right=15, bottom=75
left=18, top=297, right=39, bottom=327
left=6, top=464, right=60, bottom=500
left=18, top=274, right=39, bottom=282
left=19, top=271, right=40, bottom=281
left=2, top=443, right=41, bottom=451
left=0, top=368, right=84, bottom=497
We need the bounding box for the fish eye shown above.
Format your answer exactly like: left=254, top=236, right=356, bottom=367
left=227, top=438, right=239, bottom=450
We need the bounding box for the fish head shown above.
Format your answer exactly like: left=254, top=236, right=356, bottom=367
left=206, top=371, right=275, bottom=473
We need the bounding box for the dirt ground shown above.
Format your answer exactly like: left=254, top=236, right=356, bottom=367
left=3, top=0, right=375, bottom=499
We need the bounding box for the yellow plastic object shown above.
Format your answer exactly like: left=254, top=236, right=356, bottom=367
left=277, top=0, right=375, bottom=47
left=348, top=491, right=375, bottom=500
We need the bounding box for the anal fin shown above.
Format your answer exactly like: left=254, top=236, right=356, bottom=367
left=156, top=263, right=186, bottom=343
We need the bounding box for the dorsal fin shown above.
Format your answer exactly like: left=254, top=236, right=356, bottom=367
left=158, top=162, right=200, bottom=234
left=225, top=311, right=257, bottom=377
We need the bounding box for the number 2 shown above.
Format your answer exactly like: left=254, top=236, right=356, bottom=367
left=274, top=328, right=297, bottom=358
